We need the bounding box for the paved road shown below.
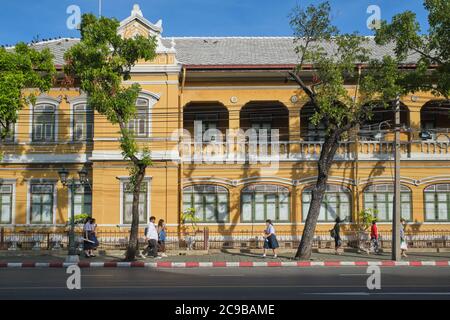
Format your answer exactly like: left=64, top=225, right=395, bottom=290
left=1, top=267, right=450, bottom=300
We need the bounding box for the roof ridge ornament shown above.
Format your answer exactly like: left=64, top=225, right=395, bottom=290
left=131, top=4, right=143, bottom=17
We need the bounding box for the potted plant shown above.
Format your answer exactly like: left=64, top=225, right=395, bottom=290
left=356, top=208, right=377, bottom=254
left=180, top=208, right=201, bottom=250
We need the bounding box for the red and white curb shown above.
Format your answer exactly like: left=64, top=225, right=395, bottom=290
left=0, top=261, right=449, bottom=268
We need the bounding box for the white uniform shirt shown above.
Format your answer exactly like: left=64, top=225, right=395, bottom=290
left=146, top=222, right=158, bottom=240
left=265, top=225, right=275, bottom=235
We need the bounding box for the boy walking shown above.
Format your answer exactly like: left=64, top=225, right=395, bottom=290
left=141, top=216, right=161, bottom=259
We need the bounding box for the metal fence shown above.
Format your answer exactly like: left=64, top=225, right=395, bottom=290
left=1, top=228, right=449, bottom=251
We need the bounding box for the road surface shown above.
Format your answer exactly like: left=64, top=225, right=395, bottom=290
left=1, top=267, right=449, bottom=300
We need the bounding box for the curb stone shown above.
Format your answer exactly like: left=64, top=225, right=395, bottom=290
left=0, top=260, right=449, bottom=268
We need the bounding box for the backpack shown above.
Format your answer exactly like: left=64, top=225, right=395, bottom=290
left=329, top=228, right=336, bottom=239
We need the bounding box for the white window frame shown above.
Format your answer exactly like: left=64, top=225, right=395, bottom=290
left=127, top=91, right=159, bottom=138
left=424, top=184, right=450, bottom=222
left=0, top=179, right=17, bottom=225
left=118, top=176, right=152, bottom=225
left=363, top=184, right=412, bottom=222
left=68, top=95, right=94, bottom=142
left=29, top=96, right=61, bottom=143
left=67, top=182, right=92, bottom=220
left=302, top=184, right=352, bottom=222
left=26, top=179, right=58, bottom=225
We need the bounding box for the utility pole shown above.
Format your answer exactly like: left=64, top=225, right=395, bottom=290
left=392, top=95, right=401, bottom=261
left=99, top=0, right=102, bottom=17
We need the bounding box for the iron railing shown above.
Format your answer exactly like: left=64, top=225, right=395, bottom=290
left=1, top=227, right=449, bottom=251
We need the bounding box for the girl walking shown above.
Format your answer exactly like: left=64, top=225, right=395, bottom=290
left=83, top=218, right=94, bottom=258
left=262, top=219, right=279, bottom=258
left=157, top=219, right=168, bottom=258
left=400, top=218, right=408, bottom=258
left=332, top=217, right=344, bottom=255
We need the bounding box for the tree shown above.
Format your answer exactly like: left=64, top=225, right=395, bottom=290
left=289, top=1, right=407, bottom=259
left=64, top=14, right=157, bottom=261
left=0, top=43, right=55, bottom=143
left=375, top=0, right=449, bottom=99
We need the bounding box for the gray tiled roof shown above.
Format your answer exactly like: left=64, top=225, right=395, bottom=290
left=10, top=36, right=420, bottom=67
left=165, top=37, right=421, bottom=65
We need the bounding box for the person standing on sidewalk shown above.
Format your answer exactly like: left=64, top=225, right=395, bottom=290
left=370, top=220, right=380, bottom=254
left=83, top=218, right=94, bottom=258
left=262, top=219, right=279, bottom=259
left=157, top=219, right=168, bottom=258
left=332, top=217, right=344, bottom=255
left=400, top=218, right=408, bottom=258
left=141, top=216, right=160, bottom=259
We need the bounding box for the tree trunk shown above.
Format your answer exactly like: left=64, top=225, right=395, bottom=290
left=124, top=164, right=146, bottom=261
left=295, top=130, right=341, bottom=260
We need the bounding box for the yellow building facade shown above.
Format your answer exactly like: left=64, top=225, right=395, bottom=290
left=1, top=5, right=450, bottom=236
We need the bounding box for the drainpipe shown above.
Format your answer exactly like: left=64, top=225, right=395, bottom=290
left=354, top=65, right=362, bottom=224
left=178, top=66, right=187, bottom=233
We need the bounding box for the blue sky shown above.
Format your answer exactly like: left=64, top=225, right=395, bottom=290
left=0, top=0, right=429, bottom=45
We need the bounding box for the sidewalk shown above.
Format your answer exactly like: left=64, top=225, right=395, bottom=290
left=1, top=249, right=450, bottom=267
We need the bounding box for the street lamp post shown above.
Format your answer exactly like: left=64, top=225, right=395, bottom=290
left=58, top=167, right=91, bottom=263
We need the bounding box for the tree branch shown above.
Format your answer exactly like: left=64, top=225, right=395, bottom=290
left=288, top=71, right=317, bottom=106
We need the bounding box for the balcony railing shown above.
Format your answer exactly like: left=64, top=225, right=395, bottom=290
left=181, top=139, right=450, bottom=162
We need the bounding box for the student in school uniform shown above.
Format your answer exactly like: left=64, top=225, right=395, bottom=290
left=157, top=219, right=168, bottom=258
left=262, top=219, right=279, bottom=259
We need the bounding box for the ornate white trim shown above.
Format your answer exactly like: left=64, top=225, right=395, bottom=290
left=296, top=176, right=355, bottom=186
left=413, top=176, right=450, bottom=186
left=1, top=154, right=89, bottom=164
left=90, top=150, right=179, bottom=161
left=123, top=80, right=179, bottom=85
left=139, top=90, right=161, bottom=101
left=118, top=4, right=163, bottom=35
left=183, top=176, right=295, bottom=187
left=359, top=176, right=417, bottom=186
left=130, top=64, right=182, bottom=74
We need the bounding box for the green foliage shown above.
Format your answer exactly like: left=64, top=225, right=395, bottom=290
left=181, top=208, right=200, bottom=233
left=0, top=43, right=55, bottom=139
left=64, top=14, right=157, bottom=182
left=289, top=1, right=401, bottom=134
left=358, top=208, right=378, bottom=232
left=375, top=0, right=450, bottom=98
left=71, top=213, right=91, bottom=224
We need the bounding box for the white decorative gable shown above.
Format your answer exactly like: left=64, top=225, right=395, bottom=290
left=118, top=4, right=173, bottom=54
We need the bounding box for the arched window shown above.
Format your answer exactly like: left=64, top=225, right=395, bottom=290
left=32, top=104, right=56, bottom=142
left=424, top=184, right=450, bottom=221
left=363, top=184, right=412, bottom=221
left=241, top=185, right=290, bottom=222
left=128, top=97, right=150, bottom=137
left=183, top=185, right=229, bottom=222
left=73, top=103, right=93, bottom=141
left=302, top=185, right=352, bottom=222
